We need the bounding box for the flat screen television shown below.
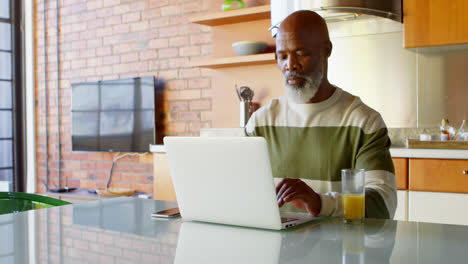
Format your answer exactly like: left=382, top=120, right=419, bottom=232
left=71, top=76, right=155, bottom=152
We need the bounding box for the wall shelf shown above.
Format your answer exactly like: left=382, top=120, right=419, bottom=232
left=190, top=53, right=275, bottom=69
left=189, top=5, right=271, bottom=26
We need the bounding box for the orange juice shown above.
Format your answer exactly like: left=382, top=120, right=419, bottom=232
left=342, top=194, right=365, bottom=221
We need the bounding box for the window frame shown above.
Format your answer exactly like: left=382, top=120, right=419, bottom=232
left=0, top=0, right=26, bottom=192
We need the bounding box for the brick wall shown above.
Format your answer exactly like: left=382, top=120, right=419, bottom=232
left=35, top=0, right=217, bottom=194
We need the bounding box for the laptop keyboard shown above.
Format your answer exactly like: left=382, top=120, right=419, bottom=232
left=281, top=217, right=297, bottom=223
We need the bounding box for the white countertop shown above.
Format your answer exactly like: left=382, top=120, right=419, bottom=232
left=151, top=144, right=467, bottom=159
left=390, top=148, right=468, bottom=159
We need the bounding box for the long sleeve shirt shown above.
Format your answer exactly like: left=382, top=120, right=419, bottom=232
left=245, top=87, right=397, bottom=219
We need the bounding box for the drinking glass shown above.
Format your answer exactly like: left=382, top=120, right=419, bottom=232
left=341, top=169, right=365, bottom=224
left=342, top=224, right=365, bottom=264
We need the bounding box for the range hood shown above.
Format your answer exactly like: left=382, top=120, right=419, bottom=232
left=270, top=0, right=402, bottom=37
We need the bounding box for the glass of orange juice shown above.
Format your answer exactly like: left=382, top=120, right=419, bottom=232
left=341, top=169, right=365, bottom=224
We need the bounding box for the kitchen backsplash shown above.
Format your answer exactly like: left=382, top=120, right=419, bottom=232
left=388, top=127, right=440, bottom=147
left=327, top=19, right=467, bottom=128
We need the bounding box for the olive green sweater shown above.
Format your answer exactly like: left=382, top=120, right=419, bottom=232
left=245, top=87, right=397, bottom=219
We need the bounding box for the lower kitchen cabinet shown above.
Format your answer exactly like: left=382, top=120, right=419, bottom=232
left=408, top=191, right=468, bottom=225
left=394, top=190, right=408, bottom=221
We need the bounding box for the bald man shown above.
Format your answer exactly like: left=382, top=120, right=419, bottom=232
left=245, top=11, right=397, bottom=219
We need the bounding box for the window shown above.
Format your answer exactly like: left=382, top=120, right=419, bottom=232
left=0, top=0, right=25, bottom=192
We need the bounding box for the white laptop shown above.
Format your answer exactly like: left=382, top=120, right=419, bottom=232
left=175, top=221, right=281, bottom=264
left=164, top=136, right=322, bottom=230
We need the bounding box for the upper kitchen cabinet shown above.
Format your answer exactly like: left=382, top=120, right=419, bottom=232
left=404, top=0, right=468, bottom=48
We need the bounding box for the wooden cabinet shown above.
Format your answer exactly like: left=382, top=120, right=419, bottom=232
left=393, top=158, right=409, bottom=221
left=409, top=159, right=468, bottom=193
left=404, top=0, right=468, bottom=48
left=393, top=158, right=408, bottom=190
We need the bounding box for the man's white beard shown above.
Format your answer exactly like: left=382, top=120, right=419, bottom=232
left=284, top=66, right=323, bottom=104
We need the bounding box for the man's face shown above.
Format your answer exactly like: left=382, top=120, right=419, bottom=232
left=276, top=30, right=325, bottom=103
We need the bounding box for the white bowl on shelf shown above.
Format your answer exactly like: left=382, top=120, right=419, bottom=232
left=232, top=41, right=267, bottom=56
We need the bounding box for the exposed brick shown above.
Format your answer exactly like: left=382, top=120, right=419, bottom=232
left=103, top=0, right=121, bottom=8
left=87, top=38, right=102, bottom=48
left=158, top=48, right=178, bottom=59
left=72, top=170, right=88, bottom=179
left=178, top=24, right=200, bottom=35
left=179, top=68, right=200, bottom=78
left=201, top=88, right=212, bottom=98
left=159, top=69, right=178, bottom=79
left=148, top=60, right=168, bottom=72
left=142, top=9, right=161, bottom=20
left=105, top=15, right=122, bottom=26
left=80, top=49, right=96, bottom=58
left=190, top=33, right=211, bottom=45
left=148, top=39, right=169, bottom=49
left=71, top=40, right=86, bottom=50
left=96, top=46, right=112, bottom=56
left=87, top=57, right=102, bottom=67
left=166, top=89, right=200, bottom=100
left=169, top=57, right=189, bottom=68
left=113, top=4, right=130, bottom=15
left=189, top=99, right=211, bottom=110
left=80, top=11, right=97, bottom=21
left=201, top=110, right=213, bottom=121
left=122, top=12, right=141, bottom=23
left=169, top=36, right=189, bottom=47
left=158, top=26, right=178, bottom=38
left=130, top=1, right=148, bottom=11
left=167, top=79, right=187, bottom=90
left=112, top=43, right=132, bottom=54
left=189, top=121, right=210, bottom=132
left=96, top=7, right=113, bottom=18
left=169, top=15, right=188, bottom=25
left=150, top=17, right=169, bottom=28
left=168, top=101, right=188, bottom=111
left=71, top=22, right=87, bottom=32
left=179, top=46, right=200, bottom=57
left=139, top=50, right=158, bottom=60
left=87, top=0, right=103, bottom=10
left=87, top=18, right=104, bottom=29
left=173, top=111, right=201, bottom=121
left=96, top=26, right=114, bottom=37
left=130, top=21, right=149, bottom=32
left=80, top=30, right=97, bottom=40
left=161, top=5, right=180, bottom=16
left=149, top=0, right=169, bottom=8
left=188, top=78, right=210, bottom=89
left=121, top=52, right=139, bottom=63
left=181, top=2, right=203, bottom=13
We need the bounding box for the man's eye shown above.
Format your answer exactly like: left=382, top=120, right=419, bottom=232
left=277, top=54, right=287, bottom=60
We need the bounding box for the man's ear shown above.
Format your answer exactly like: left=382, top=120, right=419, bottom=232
left=325, top=40, right=332, bottom=57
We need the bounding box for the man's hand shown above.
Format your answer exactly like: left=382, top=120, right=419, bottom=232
left=276, top=178, right=321, bottom=216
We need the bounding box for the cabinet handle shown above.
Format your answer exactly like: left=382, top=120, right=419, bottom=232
left=464, top=170, right=468, bottom=175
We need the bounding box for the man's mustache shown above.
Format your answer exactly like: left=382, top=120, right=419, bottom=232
left=285, top=72, right=309, bottom=79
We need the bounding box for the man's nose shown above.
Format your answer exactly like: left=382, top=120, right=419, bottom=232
left=286, top=55, right=298, bottom=72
